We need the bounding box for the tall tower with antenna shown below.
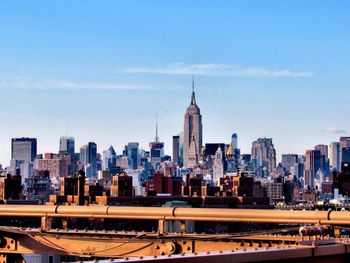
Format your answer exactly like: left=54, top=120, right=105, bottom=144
left=155, top=114, right=159, bottom=143
left=183, top=76, right=203, bottom=167
left=149, top=114, right=164, bottom=168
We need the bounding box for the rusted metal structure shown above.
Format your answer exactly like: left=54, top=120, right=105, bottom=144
left=0, top=205, right=350, bottom=262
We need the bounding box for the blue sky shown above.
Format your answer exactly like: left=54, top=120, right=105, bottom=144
left=1, top=1, right=350, bottom=166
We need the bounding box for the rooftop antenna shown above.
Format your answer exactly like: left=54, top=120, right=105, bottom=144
left=155, top=114, right=159, bottom=143
left=191, top=74, right=196, bottom=105
left=192, top=74, right=195, bottom=93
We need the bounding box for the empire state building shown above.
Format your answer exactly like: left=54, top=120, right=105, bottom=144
left=183, top=79, right=203, bottom=167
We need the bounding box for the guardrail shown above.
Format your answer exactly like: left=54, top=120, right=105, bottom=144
left=0, top=205, right=349, bottom=226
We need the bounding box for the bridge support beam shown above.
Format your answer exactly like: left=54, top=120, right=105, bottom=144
left=41, top=216, right=51, bottom=231
left=0, top=253, right=24, bottom=263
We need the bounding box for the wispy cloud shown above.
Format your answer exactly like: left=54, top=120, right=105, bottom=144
left=0, top=74, right=173, bottom=90
left=116, top=63, right=314, bottom=78
left=50, top=81, right=155, bottom=90
left=323, top=127, right=347, bottom=134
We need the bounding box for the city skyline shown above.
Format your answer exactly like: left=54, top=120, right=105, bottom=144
left=2, top=89, right=349, bottom=168
left=2, top=2, right=350, bottom=262
left=1, top=1, right=350, bottom=165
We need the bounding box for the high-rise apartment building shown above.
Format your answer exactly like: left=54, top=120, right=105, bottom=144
left=251, top=138, right=276, bottom=176
left=330, top=142, right=341, bottom=171
left=183, top=80, right=202, bottom=167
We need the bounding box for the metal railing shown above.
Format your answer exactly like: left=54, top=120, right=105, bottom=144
left=0, top=205, right=349, bottom=226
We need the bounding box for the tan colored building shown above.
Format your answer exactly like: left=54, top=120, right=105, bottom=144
left=37, top=153, right=68, bottom=178
left=183, top=80, right=202, bottom=168
left=264, top=181, right=283, bottom=204
left=110, top=174, right=133, bottom=197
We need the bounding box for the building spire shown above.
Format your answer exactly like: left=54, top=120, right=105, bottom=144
left=155, top=114, right=159, bottom=143
left=191, top=75, right=196, bottom=105
left=192, top=74, right=194, bottom=92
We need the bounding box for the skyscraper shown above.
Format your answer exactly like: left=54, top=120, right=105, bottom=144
left=342, top=147, right=350, bottom=163
left=226, top=141, right=240, bottom=173
left=228, top=134, right=240, bottom=172
left=183, top=79, right=202, bottom=168
left=330, top=142, right=340, bottom=171
left=314, top=144, right=328, bottom=158
left=59, top=136, right=76, bottom=175
left=149, top=120, right=164, bottom=167
left=340, top=137, right=350, bottom=164
left=127, top=142, right=139, bottom=169
left=251, top=138, right=276, bottom=177
left=59, top=136, right=75, bottom=156
left=11, top=137, right=37, bottom=163
left=80, top=144, right=88, bottom=167
left=187, top=134, right=198, bottom=167
left=231, top=133, right=238, bottom=150
left=172, top=135, right=180, bottom=165
left=314, top=144, right=329, bottom=176
left=304, top=150, right=321, bottom=189
left=226, top=143, right=236, bottom=173
left=178, top=132, right=184, bottom=167
left=213, top=146, right=224, bottom=185
left=80, top=142, right=97, bottom=178
left=102, top=145, right=117, bottom=170
left=281, top=154, right=298, bottom=172
left=10, top=137, right=37, bottom=179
